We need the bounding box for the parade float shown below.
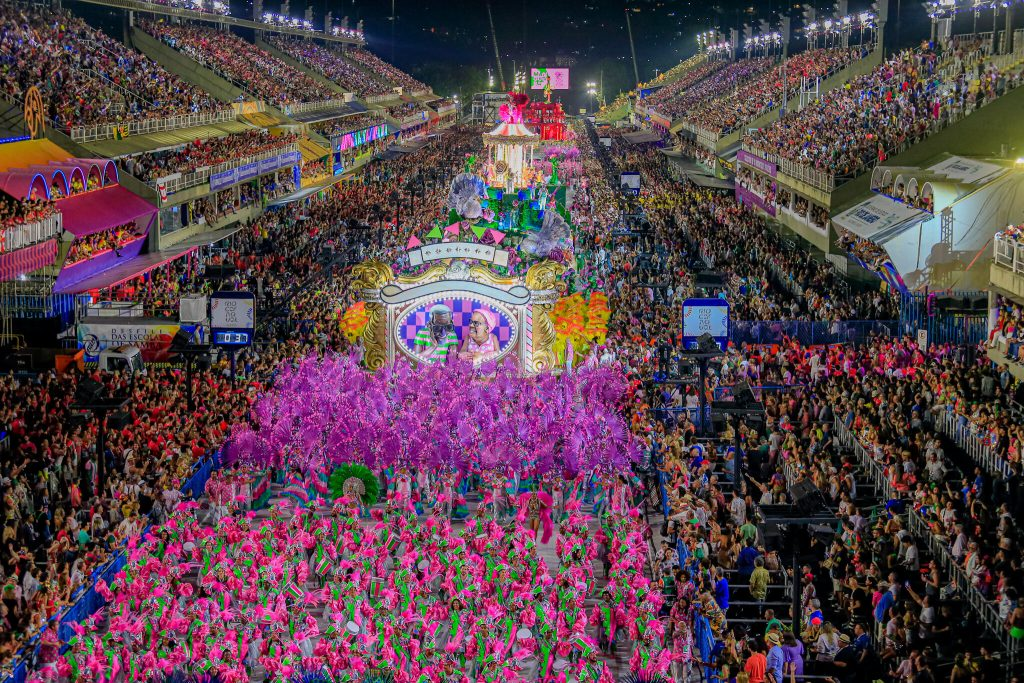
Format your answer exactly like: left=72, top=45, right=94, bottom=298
left=351, top=93, right=588, bottom=374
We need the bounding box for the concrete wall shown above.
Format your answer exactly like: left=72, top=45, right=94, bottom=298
left=160, top=205, right=259, bottom=250
left=991, top=263, right=1024, bottom=303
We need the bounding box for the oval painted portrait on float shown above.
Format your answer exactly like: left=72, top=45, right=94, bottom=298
left=396, top=297, right=518, bottom=365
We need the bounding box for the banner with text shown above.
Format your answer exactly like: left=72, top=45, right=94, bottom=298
left=209, top=150, right=302, bottom=192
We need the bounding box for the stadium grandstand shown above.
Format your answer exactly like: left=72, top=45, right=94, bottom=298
left=2, top=1, right=1024, bottom=683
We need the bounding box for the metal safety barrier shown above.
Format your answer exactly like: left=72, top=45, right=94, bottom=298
left=70, top=107, right=236, bottom=143
left=833, top=418, right=1019, bottom=657
left=994, top=233, right=1024, bottom=275
left=148, top=143, right=300, bottom=196
left=932, top=408, right=1010, bottom=477
left=0, top=213, right=62, bottom=252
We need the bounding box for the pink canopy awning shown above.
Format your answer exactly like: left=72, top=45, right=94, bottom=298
left=58, top=185, right=157, bottom=238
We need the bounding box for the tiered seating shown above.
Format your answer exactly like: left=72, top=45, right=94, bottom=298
left=345, top=48, right=428, bottom=91
left=64, top=223, right=144, bottom=265
left=744, top=40, right=1022, bottom=180
left=0, top=5, right=219, bottom=130
left=310, top=112, right=385, bottom=138
left=266, top=36, right=392, bottom=97
left=121, top=130, right=299, bottom=182
left=649, top=58, right=774, bottom=120
left=140, top=20, right=335, bottom=105
left=643, top=59, right=724, bottom=112
left=683, top=48, right=863, bottom=134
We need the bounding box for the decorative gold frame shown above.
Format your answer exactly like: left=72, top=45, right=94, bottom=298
left=353, top=257, right=567, bottom=374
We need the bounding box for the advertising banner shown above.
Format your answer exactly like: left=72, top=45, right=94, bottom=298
left=737, top=150, right=777, bottom=177
left=209, top=151, right=300, bottom=192
left=736, top=185, right=777, bottom=217
left=77, top=320, right=198, bottom=362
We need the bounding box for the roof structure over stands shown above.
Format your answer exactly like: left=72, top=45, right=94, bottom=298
left=621, top=130, right=662, bottom=144
left=59, top=185, right=158, bottom=238
left=53, top=224, right=245, bottom=294
left=84, top=120, right=254, bottom=158
left=834, top=155, right=1022, bottom=291
left=0, top=140, right=71, bottom=172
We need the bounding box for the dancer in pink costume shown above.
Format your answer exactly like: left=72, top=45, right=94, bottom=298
left=35, top=476, right=663, bottom=683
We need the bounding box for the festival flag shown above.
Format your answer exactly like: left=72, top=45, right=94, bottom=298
left=444, top=222, right=461, bottom=235
left=407, top=234, right=422, bottom=249
left=470, top=224, right=486, bottom=239
left=425, top=225, right=444, bottom=239
left=489, top=229, right=506, bottom=245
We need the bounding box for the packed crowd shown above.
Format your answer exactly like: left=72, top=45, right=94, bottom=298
left=266, top=37, right=393, bottom=97
left=141, top=20, right=335, bottom=106
left=651, top=58, right=774, bottom=120
left=122, top=131, right=299, bottom=183
left=311, top=113, right=387, bottom=140
left=683, top=48, right=864, bottom=134
left=579, top=120, right=1023, bottom=683
left=607, top=137, right=897, bottom=322
left=4, top=65, right=1024, bottom=683
left=345, top=48, right=428, bottom=91
left=0, top=193, right=56, bottom=231
left=0, top=6, right=220, bottom=130
left=744, top=41, right=1021, bottom=180
left=0, top=128, right=484, bottom=675
left=644, top=60, right=726, bottom=110
left=64, top=224, right=145, bottom=266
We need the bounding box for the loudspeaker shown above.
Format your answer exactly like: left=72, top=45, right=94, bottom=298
left=733, top=381, right=758, bottom=408
left=791, top=480, right=827, bottom=515
left=171, top=328, right=193, bottom=351
left=74, top=378, right=105, bottom=404
left=107, top=412, right=131, bottom=430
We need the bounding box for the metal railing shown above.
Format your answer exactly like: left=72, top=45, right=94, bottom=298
left=994, top=233, right=1024, bottom=275
left=825, top=253, right=850, bottom=276
left=833, top=418, right=1019, bottom=657
left=281, top=98, right=352, bottom=116
left=905, top=502, right=1019, bottom=656
left=0, top=450, right=221, bottom=683
left=739, top=144, right=837, bottom=193
left=147, top=142, right=300, bottom=195
left=365, top=92, right=399, bottom=104
left=932, top=408, right=1010, bottom=477
left=0, top=213, right=62, bottom=252
left=70, top=107, right=236, bottom=143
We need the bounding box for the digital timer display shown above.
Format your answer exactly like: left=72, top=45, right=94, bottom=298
left=213, top=331, right=250, bottom=345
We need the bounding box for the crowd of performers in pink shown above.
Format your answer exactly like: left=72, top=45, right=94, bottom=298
left=30, top=476, right=664, bottom=683
left=22, top=357, right=672, bottom=683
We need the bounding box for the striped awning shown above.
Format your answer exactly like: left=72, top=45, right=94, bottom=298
left=0, top=239, right=59, bottom=282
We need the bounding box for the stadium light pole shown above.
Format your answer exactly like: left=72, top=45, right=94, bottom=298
left=586, top=82, right=597, bottom=113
